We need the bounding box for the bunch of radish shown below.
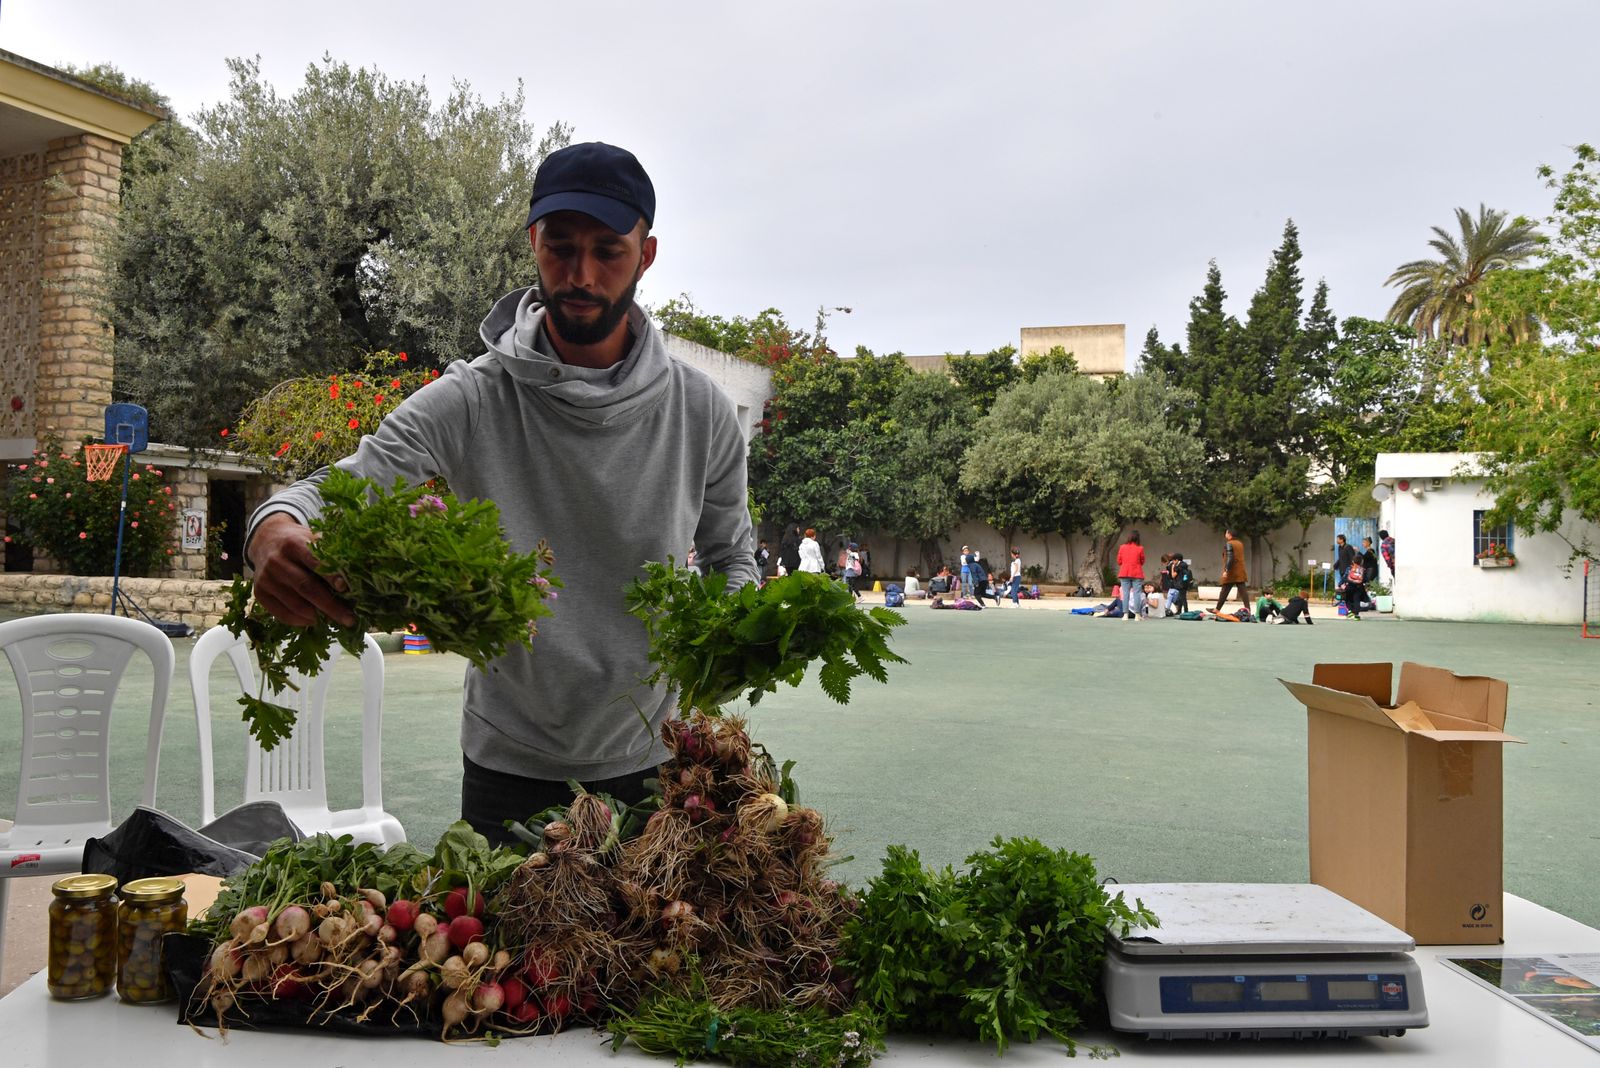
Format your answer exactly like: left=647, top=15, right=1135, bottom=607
left=199, top=880, right=574, bottom=1039
left=495, top=712, right=860, bottom=1020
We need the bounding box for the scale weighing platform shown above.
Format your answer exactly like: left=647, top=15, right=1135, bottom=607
left=1103, top=883, right=1429, bottom=1041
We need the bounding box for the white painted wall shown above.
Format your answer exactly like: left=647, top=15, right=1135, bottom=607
left=1375, top=452, right=1598, bottom=625
left=661, top=333, right=772, bottom=442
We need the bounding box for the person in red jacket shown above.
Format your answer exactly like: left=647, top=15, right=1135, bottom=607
left=1116, top=530, right=1147, bottom=622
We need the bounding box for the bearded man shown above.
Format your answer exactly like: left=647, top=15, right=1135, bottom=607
left=245, top=142, right=756, bottom=844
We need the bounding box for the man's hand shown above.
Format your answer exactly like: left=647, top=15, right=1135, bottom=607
left=245, top=513, right=356, bottom=627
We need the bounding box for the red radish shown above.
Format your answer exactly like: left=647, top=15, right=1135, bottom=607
left=447, top=914, right=485, bottom=949
left=510, top=999, right=541, bottom=1025
left=543, top=993, right=572, bottom=1020
left=385, top=899, right=418, bottom=932
left=522, top=948, right=560, bottom=988
left=230, top=905, right=268, bottom=942
left=682, top=794, right=716, bottom=823
left=774, top=890, right=801, bottom=909
left=578, top=990, right=602, bottom=1015
left=501, top=977, right=529, bottom=1010
left=444, top=887, right=484, bottom=919
left=270, top=964, right=310, bottom=999
left=472, top=980, right=505, bottom=1014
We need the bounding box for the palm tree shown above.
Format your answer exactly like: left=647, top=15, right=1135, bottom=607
left=1385, top=204, right=1541, bottom=348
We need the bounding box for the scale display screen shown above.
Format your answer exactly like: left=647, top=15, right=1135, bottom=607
left=1160, top=973, right=1410, bottom=1014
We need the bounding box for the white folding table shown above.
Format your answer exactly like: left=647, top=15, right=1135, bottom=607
left=4, top=894, right=1598, bottom=1066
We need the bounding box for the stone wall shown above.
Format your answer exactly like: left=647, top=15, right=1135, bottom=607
left=0, top=573, right=232, bottom=630
left=38, top=133, right=120, bottom=445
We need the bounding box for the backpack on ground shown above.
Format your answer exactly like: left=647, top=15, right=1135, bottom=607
left=1177, top=610, right=1204, bottom=620
left=884, top=583, right=905, bottom=608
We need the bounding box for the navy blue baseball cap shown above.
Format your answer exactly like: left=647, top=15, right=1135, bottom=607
left=525, top=142, right=655, bottom=234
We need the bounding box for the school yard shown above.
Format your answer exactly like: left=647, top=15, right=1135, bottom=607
left=2, top=602, right=1597, bottom=993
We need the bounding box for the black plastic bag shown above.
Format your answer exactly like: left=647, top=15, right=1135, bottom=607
left=82, top=803, right=304, bottom=882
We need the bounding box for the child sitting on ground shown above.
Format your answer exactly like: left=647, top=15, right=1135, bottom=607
left=1142, top=582, right=1165, bottom=618
left=1095, top=595, right=1125, bottom=618
left=1279, top=592, right=1313, bottom=624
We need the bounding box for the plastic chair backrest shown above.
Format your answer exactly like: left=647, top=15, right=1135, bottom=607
left=0, top=614, right=173, bottom=839
left=189, top=626, right=387, bottom=831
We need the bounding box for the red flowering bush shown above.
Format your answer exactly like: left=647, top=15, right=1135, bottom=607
left=4, top=435, right=179, bottom=576
left=232, top=350, right=441, bottom=478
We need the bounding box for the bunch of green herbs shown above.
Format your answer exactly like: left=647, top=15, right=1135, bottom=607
left=221, top=468, right=560, bottom=748
left=608, top=988, right=884, bottom=1068
left=624, top=564, right=906, bottom=714
left=841, top=837, right=1157, bottom=1056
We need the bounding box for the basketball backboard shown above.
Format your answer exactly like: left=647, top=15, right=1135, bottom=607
left=104, top=403, right=149, bottom=453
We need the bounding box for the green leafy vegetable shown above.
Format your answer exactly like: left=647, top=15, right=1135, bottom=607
left=221, top=468, right=560, bottom=748
left=608, top=988, right=884, bottom=1068
left=625, top=563, right=907, bottom=714
left=841, top=838, right=1157, bottom=1056
left=190, top=832, right=429, bottom=943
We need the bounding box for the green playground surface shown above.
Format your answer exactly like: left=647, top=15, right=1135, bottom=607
left=2, top=608, right=1595, bottom=929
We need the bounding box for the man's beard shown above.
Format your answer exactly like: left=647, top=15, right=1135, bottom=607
left=544, top=277, right=639, bottom=346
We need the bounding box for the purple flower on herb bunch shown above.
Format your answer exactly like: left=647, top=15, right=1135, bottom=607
left=529, top=574, right=557, bottom=600
left=408, top=494, right=447, bottom=518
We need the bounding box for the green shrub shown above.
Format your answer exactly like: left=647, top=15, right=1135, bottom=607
left=5, top=436, right=179, bottom=576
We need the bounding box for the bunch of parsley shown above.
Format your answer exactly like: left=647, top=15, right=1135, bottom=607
left=841, top=838, right=1157, bottom=1055
left=624, top=563, right=907, bottom=715
left=222, top=468, right=560, bottom=748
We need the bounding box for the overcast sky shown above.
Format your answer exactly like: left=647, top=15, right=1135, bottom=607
left=4, top=1, right=1594, bottom=366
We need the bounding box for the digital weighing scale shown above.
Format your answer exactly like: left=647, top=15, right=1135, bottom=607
left=1103, top=883, right=1429, bottom=1040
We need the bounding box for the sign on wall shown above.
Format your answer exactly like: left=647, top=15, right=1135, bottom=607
left=181, top=509, right=206, bottom=551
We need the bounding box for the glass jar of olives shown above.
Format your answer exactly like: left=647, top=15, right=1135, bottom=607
left=116, top=876, right=187, bottom=1004
left=48, top=873, right=119, bottom=1000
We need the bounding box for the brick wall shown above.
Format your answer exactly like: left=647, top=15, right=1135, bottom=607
left=38, top=133, right=120, bottom=445
left=0, top=573, right=233, bottom=630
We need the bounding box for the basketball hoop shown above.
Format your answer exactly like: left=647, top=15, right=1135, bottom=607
left=84, top=443, right=127, bottom=482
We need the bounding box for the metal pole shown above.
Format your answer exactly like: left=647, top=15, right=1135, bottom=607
left=110, top=446, right=130, bottom=615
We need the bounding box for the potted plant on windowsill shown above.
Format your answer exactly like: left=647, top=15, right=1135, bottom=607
left=1476, top=543, right=1517, bottom=568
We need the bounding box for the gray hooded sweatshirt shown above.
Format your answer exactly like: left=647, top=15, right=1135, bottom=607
left=247, top=288, right=757, bottom=780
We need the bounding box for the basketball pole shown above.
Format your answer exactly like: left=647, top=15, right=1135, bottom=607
left=110, top=442, right=132, bottom=617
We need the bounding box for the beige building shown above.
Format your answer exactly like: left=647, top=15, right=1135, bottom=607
left=0, top=51, right=281, bottom=583
left=1019, top=323, right=1125, bottom=379
left=906, top=324, right=1127, bottom=381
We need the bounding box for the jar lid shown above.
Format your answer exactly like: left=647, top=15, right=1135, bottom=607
left=52, top=873, right=118, bottom=900
left=120, top=876, right=186, bottom=904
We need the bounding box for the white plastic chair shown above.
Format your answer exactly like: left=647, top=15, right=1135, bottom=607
left=189, top=626, right=405, bottom=846
left=0, top=613, right=175, bottom=978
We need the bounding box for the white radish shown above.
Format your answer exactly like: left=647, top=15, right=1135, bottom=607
left=420, top=930, right=451, bottom=965
left=461, top=942, right=490, bottom=970
left=412, top=913, right=439, bottom=940
left=208, top=941, right=242, bottom=981
left=229, top=906, right=268, bottom=942
left=271, top=905, right=312, bottom=942
left=440, top=955, right=469, bottom=990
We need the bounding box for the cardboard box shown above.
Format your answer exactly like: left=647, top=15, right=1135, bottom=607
left=1279, top=661, right=1522, bottom=944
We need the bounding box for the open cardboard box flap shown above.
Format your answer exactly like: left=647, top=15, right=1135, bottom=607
left=1279, top=661, right=1522, bottom=745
